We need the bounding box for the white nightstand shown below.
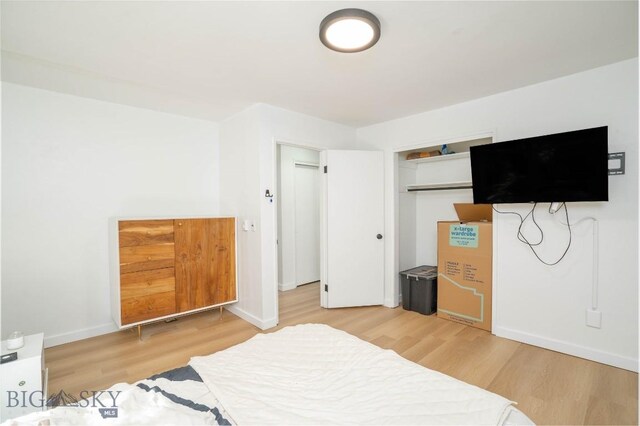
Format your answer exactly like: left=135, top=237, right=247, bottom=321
left=0, top=333, right=47, bottom=422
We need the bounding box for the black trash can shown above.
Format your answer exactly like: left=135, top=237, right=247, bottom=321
left=399, top=265, right=437, bottom=315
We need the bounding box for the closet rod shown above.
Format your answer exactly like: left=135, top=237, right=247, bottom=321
left=406, top=181, right=473, bottom=192
left=294, top=161, right=320, bottom=168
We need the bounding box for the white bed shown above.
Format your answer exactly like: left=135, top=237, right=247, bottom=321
left=3, top=324, right=534, bottom=425
left=190, top=324, right=533, bottom=425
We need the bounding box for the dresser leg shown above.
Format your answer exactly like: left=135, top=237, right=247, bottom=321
left=219, top=306, right=223, bottom=321
left=137, top=325, right=142, bottom=340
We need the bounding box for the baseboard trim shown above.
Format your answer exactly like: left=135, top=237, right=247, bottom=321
left=494, top=326, right=638, bottom=372
left=225, top=305, right=278, bottom=330
left=44, top=306, right=282, bottom=347
left=278, top=282, right=297, bottom=292
left=384, top=297, right=399, bottom=308
left=44, top=322, right=118, bottom=348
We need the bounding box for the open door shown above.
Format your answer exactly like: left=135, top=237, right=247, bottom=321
left=320, top=150, right=384, bottom=308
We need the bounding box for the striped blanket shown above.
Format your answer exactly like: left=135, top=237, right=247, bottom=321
left=2, top=366, right=233, bottom=425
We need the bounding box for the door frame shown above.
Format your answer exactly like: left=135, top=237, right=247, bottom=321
left=272, top=139, right=324, bottom=318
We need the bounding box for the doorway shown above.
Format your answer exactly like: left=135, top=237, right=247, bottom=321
left=276, top=144, right=321, bottom=293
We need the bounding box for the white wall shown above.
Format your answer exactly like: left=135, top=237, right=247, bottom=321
left=357, top=59, right=638, bottom=371
left=218, top=105, right=264, bottom=325
left=1, top=83, right=220, bottom=347
left=277, top=145, right=320, bottom=291
left=220, top=104, right=357, bottom=329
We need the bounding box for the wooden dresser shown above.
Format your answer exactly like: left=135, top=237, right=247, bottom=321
left=110, top=217, right=237, bottom=328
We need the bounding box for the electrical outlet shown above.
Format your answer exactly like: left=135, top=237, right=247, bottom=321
left=586, top=309, right=602, bottom=328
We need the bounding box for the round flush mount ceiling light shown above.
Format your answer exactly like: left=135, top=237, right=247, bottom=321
left=319, top=9, right=381, bottom=53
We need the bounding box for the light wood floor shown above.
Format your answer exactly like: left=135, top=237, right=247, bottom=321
left=46, top=282, right=638, bottom=425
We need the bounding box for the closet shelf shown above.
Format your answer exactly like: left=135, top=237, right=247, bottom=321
left=404, top=151, right=470, bottom=165
left=406, top=181, right=473, bottom=192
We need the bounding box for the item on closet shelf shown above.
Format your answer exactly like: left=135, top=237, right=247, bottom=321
left=6, top=331, right=24, bottom=350
left=406, top=150, right=441, bottom=160
left=437, top=203, right=492, bottom=331
left=440, top=144, right=456, bottom=155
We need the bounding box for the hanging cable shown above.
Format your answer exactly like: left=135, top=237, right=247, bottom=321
left=493, top=202, right=572, bottom=266
left=493, top=203, right=543, bottom=246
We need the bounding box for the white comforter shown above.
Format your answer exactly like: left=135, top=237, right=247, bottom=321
left=190, top=324, right=517, bottom=425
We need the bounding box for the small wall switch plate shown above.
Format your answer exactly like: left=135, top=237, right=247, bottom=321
left=242, top=220, right=251, bottom=232
left=586, top=309, right=602, bottom=328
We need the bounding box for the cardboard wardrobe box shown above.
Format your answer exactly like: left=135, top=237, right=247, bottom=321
left=437, top=203, right=492, bottom=332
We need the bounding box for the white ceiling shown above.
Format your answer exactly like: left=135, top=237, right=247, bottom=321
left=1, top=1, right=637, bottom=127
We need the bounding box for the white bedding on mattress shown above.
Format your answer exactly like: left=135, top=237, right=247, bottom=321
left=190, top=324, right=532, bottom=425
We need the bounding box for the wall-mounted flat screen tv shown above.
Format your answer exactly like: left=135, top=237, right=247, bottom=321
left=470, top=126, right=608, bottom=204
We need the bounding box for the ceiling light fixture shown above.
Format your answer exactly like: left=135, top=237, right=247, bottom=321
left=319, top=9, right=381, bottom=53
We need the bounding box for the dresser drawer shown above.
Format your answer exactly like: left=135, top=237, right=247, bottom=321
left=119, top=244, right=175, bottom=273
left=121, top=291, right=176, bottom=325
left=121, top=268, right=175, bottom=299
left=119, top=220, right=174, bottom=247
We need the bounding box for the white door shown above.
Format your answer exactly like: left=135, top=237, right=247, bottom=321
left=294, top=163, right=320, bottom=285
left=320, top=150, right=384, bottom=308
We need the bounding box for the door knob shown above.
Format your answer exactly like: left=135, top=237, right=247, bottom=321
left=376, top=234, right=383, bottom=240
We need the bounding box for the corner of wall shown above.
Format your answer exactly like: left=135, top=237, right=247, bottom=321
left=225, top=305, right=277, bottom=330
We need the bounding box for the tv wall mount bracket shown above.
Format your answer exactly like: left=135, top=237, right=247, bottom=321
left=608, top=152, right=625, bottom=175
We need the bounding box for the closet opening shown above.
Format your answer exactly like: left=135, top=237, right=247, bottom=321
left=394, top=134, right=493, bottom=316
